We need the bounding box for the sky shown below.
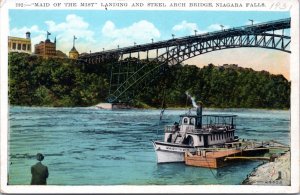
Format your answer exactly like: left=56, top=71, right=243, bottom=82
left=9, top=10, right=290, bottom=79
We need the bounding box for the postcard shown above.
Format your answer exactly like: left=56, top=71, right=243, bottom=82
left=0, top=0, right=299, bottom=193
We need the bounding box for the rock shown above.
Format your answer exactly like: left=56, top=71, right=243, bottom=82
left=242, top=151, right=290, bottom=185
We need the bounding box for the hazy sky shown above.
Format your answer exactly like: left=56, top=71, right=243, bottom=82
left=9, top=10, right=290, bottom=79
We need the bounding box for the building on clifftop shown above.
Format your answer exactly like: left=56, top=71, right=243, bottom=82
left=34, top=31, right=57, bottom=58
left=8, top=32, right=32, bottom=54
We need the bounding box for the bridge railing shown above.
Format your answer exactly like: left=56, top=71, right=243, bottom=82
left=79, top=18, right=291, bottom=59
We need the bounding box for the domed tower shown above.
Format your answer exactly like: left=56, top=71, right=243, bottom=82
left=26, top=32, right=31, bottom=39
left=69, top=47, right=79, bottom=59
left=69, top=35, right=79, bottom=59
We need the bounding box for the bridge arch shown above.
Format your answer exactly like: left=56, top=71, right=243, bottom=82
left=74, top=18, right=290, bottom=103
left=107, top=31, right=291, bottom=103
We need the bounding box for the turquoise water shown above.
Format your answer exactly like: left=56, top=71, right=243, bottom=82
left=8, top=107, right=290, bottom=185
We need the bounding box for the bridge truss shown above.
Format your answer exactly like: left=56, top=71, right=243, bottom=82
left=78, top=18, right=291, bottom=103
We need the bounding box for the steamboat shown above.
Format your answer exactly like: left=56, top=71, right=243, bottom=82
left=153, top=102, right=239, bottom=163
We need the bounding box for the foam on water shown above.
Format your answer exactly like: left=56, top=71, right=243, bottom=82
left=8, top=107, right=290, bottom=185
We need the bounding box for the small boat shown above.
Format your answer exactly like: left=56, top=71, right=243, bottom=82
left=153, top=102, right=238, bottom=163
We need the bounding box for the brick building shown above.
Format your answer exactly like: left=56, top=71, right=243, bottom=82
left=34, top=37, right=57, bottom=58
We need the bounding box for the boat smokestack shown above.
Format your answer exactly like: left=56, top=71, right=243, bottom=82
left=196, top=101, right=203, bottom=128
left=196, top=101, right=202, bottom=116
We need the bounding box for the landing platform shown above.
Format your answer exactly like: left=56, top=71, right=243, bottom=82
left=95, top=103, right=131, bottom=110
left=185, top=148, right=269, bottom=169
left=185, top=149, right=241, bottom=169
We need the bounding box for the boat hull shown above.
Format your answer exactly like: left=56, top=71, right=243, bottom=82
left=153, top=141, right=197, bottom=163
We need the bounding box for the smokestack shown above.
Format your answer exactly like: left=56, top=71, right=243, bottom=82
left=196, top=101, right=202, bottom=128
left=196, top=101, right=202, bottom=116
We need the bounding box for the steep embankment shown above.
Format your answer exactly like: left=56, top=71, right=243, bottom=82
left=9, top=52, right=290, bottom=108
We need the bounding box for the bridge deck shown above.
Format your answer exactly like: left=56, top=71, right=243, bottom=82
left=79, top=17, right=290, bottom=59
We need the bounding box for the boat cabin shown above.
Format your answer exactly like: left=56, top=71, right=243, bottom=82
left=164, top=112, right=237, bottom=148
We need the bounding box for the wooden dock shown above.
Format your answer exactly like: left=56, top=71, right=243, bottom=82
left=185, top=149, right=241, bottom=168
left=185, top=147, right=270, bottom=169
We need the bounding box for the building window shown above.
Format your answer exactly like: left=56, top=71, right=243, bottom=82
left=22, top=44, right=26, bottom=50
left=190, top=118, right=195, bottom=125
left=17, top=44, right=21, bottom=50
left=27, top=44, right=31, bottom=51
left=13, top=43, right=16, bottom=49
left=183, top=118, right=188, bottom=124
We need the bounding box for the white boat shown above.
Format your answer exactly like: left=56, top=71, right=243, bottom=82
left=153, top=103, right=238, bottom=163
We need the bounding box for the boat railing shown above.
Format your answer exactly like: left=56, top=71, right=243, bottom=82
left=164, top=125, right=176, bottom=133
left=185, top=124, right=235, bottom=134
left=164, top=123, right=235, bottom=133
left=202, top=124, right=235, bottom=130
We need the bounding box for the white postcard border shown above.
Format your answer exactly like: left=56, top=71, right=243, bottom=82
left=1, top=0, right=299, bottom=193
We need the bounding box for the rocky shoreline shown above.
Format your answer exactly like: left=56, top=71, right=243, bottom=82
left=242, top=151, right=290, bottom=185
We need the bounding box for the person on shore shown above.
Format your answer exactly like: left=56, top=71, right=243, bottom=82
left=31, top=153, right=49, bottom=185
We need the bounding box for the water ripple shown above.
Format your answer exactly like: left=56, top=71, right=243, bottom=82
left=8, top=107, right=290, bottom=185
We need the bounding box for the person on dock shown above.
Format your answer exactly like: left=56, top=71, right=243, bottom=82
left=31, top=153, right=49, bottom=185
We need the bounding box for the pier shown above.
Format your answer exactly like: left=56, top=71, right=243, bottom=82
left=95, top=102, right=131, bottom=109
left=185, top=147, right=269, bottom=169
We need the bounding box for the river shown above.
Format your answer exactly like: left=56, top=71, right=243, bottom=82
left=8, top=107, right=290, bottom=185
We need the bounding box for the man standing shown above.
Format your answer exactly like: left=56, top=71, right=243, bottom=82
left=31, top=153, right=49, bottom=185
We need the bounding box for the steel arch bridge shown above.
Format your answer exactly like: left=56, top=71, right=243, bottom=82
left=78, top=18, right=291, bottom=103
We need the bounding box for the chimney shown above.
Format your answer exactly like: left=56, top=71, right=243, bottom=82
left=26, top=32, right=31, bottom=39
left=196, top=101, right=202, bottom=116
left=196, top=101, right=203, bottom=128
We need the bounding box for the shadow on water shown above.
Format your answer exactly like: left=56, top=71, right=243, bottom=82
left=151, top=160, right=262, bottom=185
left=10, top=152, right=65, bottom=159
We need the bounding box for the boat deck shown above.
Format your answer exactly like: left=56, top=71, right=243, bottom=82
left=204, top=149, right=241, bottom=158
left=185, top=148, right=269, bottom=169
